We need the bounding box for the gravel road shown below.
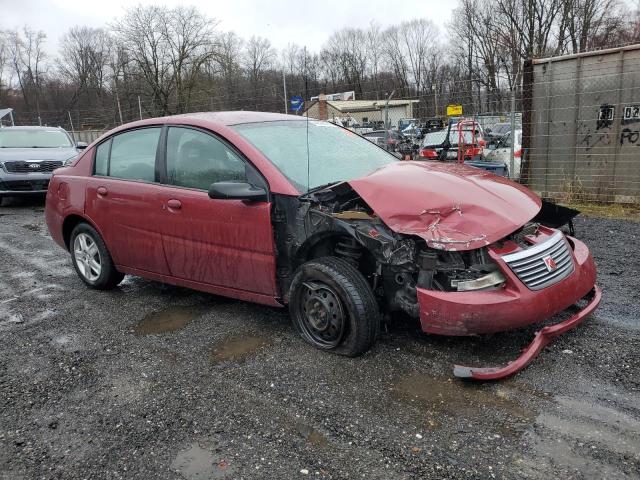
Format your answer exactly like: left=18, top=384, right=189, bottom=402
left=1, top=197, right=638, bottom=479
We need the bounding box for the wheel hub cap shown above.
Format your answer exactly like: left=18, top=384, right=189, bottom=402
left=301, top=282, right=345, bottom=347
left=73, top=233, right=102, bottom=282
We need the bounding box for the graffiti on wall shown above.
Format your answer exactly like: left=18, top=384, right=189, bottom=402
left=579, top=104, right=640, bottom=149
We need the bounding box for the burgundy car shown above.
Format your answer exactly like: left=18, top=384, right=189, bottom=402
left=45, top=112, right=601, bottom=380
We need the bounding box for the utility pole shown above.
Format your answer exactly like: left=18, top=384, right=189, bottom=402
left=67, top=111, right=76, bottom=143
left=138, top=96, right=143, bottom=120
left=384, top=90, right=396, bottom=149
left=282, top=69, right=288, bottom=114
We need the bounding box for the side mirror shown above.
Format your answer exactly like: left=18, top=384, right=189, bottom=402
left=208, top=181, right=267, bottom=202
left=76, top=142, right=88, bottom=150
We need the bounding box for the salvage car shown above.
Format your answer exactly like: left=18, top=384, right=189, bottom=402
left=0, top=126, right=86, bottom=205
left=45, top=112, right=600, bottom=380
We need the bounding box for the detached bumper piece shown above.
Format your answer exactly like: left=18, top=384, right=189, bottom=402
left=453, top=285, right=601, bottom=381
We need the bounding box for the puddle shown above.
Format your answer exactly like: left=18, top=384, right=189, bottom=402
left=393, top=373, right=535, bottom=435
left=209, top=335, right=270, bottom=364
left=295, top=422, right=328, bottom=447
left=172, top=444, right=235, bottom=480
left=133, top=305, right=205, bottom=335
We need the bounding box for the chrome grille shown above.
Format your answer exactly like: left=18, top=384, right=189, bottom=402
left=502, top=231, right=574, bottom=290
left=4, top=161, right=63, bottom=173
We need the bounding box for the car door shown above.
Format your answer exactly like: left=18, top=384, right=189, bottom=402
left=85, top=126, right=171, bottom=275
left=155, top=126, right=277, bottom=296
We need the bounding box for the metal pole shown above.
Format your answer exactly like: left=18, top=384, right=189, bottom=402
left=138, top=96, right=143, bottom=120
left=116, top=91, right=123, bottom=125
left=384, top=90, right=396, bottom=149
left=9, top=110, right=14, bottom=126
left=282, top=70, right=288, bottom=114
left=67, top=111, right=76, bottom=143
left=509, top=87, right=516, bottom=179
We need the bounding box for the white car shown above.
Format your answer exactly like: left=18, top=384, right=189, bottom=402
left=484, top=129, right=522, bottom=179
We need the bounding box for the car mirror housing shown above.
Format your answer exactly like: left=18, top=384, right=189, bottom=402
left=76, top=142, right=88, bottom=150
left=208, top=181, right=268, bottom=202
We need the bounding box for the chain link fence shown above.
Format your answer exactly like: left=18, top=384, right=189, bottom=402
left=2, top=44, right=639, bottom=211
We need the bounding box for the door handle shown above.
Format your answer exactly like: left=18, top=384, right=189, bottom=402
left=167, top=199, right=182, bottom=210
left=97, top=186, right=108, bottom=196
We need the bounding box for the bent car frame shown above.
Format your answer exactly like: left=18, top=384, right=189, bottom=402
left=45, top=112, right=600, bottom=380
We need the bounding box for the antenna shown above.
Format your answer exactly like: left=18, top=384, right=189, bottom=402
left=304, top=46, right=310, bottom=192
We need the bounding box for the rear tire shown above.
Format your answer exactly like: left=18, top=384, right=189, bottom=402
left=289, top=256, right=380, bottom=357
left=70, top=223, right=124, bottom=290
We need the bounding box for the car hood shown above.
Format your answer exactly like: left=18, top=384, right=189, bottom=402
left=347, top=161, right=541, bottom=251
left=0, top=147, right=78, bottom=162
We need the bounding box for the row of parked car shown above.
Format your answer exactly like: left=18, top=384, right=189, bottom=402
left=358, top=118, right=523, bottom=179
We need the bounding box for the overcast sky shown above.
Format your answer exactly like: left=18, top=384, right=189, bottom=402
left=0, top=0, right=458, bottom=55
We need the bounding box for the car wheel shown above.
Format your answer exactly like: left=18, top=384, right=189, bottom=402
left=70, top=223, right=124, bottom=290
left=289, top=256, right=380, bottom=357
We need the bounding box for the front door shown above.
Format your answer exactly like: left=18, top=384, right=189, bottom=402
left=156, top=126, right=277, bottom=296
left=85, top=126, right=170, bottom=275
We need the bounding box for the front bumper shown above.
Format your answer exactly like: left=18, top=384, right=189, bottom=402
left=0, top=172, right=52, bottom=195
left=417, top=236, right=597, bottom=336
left=416, top=235, right=599, bottom=380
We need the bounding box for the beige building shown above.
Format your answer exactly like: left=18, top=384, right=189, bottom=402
left=304, top=97, right=419, bottom=125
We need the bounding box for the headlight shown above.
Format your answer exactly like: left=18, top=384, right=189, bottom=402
left=451, top=270, right=506, bottom=292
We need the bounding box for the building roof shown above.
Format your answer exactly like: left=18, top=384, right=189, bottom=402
left=303, top=99, right=419, bottom=114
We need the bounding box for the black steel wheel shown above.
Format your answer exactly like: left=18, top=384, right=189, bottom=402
left=289, top=256, right=380, bottom=357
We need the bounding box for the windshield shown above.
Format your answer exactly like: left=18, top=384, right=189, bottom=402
left=233, top=120, right=397, bottom=192
left=0, top=129, right=72, bottom=148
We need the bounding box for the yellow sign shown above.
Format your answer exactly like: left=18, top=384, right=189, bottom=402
left=446, top=104, right=463, bottom=116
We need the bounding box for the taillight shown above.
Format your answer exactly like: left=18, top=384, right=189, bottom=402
left=514, top=149, right=521, bottom=157
left=419, top=149, right=438, bottom=159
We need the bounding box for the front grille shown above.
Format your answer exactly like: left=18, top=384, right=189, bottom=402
left=4, top=161, right=63, bottom=173
left=502, top=231, right=574, bottom=290
left=0, top=180, right=50, bottom=191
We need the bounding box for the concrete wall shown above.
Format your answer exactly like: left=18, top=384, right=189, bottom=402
left=525, top=45, right=640, bottom=203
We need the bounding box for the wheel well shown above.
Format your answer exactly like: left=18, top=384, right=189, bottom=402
left=294, top=232, right=376, bottom=281
left=62, top=215, right=92, bottom=250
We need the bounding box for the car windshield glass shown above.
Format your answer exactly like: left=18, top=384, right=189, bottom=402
left=233, top=120, right=397, bottom=192
left=0, top=129, right=72, bottom=148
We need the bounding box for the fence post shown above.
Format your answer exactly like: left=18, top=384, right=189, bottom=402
left=510, top=87, right=516, bottom=179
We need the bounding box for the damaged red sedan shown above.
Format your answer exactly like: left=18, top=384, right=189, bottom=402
left=45, top=112, right=601, bottom=380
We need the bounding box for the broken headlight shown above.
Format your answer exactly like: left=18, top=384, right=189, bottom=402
left=451, top=270, right=506, bottom=292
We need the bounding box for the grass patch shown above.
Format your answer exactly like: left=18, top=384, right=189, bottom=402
left=561, top=202, right=640, bottom=221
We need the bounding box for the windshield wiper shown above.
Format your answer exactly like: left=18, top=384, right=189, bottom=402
left=299, top=181, right=342, bottom=199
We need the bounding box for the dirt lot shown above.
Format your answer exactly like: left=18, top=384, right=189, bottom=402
left=1, top=197, right=638, bottom=479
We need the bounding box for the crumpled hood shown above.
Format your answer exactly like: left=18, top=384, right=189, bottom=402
left=0, top=147, right=78, bottom=163
left=348, top=161, right=541, bottom=251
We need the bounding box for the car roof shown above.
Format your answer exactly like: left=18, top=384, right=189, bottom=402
left=169, top=111, right=303, bottom=126
left=0, top=126, right=67, bottom=131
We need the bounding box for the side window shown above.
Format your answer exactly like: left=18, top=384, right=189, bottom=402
left=108, top=128, right=161, bottom=182
left=94, top=139, right=110, bottom=176
left=166, top=127, right=247, bottom=190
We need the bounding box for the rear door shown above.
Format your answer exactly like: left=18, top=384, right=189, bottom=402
left=155, top=126, right=277, bottom=295
left=85, top=126, right=170, bottom=275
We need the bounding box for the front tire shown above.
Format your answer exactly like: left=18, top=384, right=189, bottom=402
left=70, top=223, right=124, bottom=290
left=289, top=256, right=380, bottom=357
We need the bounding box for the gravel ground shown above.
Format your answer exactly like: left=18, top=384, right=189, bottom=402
left=0, top=197, right=638, bottom=480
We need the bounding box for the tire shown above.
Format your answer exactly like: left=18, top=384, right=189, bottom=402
left=70, top=223, right=124, bottom=290
left=288, top=256, right=380, bottom=357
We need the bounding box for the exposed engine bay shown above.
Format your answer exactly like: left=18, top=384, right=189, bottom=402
left=272, top=181, right=579, bottom=319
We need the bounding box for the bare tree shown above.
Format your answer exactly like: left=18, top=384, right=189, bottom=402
left=244, top=36, right=276, bottom=108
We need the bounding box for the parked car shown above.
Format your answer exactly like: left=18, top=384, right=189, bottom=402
left=0, top=126, right=86, bottom=205
left=45, top=112, right=600, bottom=380
left=418, top=121, right=485, bottom=161
left=484, top=129, right=523, bottom=179
left=485, top=122, right=520, bottom=145
left=362, top=129, right=411, bottom=154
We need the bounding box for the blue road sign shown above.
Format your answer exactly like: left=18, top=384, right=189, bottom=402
left=290, top=95, right=304, bottom=112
